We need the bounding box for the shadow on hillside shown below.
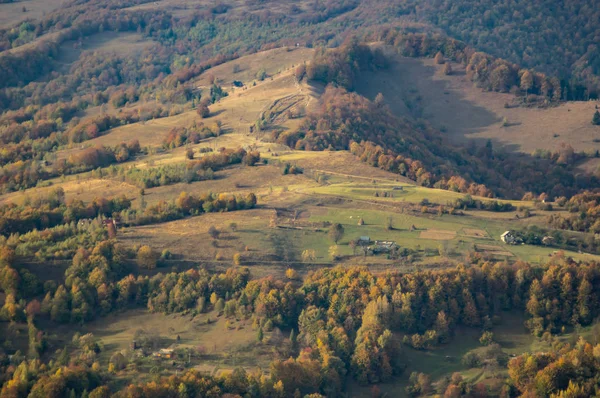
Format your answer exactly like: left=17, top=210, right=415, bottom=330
left=355, top=56, right=502, bottom=150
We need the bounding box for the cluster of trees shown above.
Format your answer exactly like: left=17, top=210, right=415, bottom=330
left=451, top=195, right=514, bottom=212
left=0, top=101, right=176, bottom=193
left=0, top=101, right=79, bottom=145
left=162, top=120, right=218, bottom=149
left=520, top=259, right=599, bottom=335
left=64, top=140, right=141, bottom=171
left=508, top=337, right=600, bottom=396
left=530, top=142, right=592, bottom=165
left=0, top=101, right=83, bottom=177
left=6, top=217, right=111, bottom=261
left=193, top=147, right=260, bottom=169
left=350, top=140, right=493, bottom=197
left=0, top=184, right=257, bottom=263
left=306, top=37, right=387, bottom=90
left=126, top=191, right=258, bottom=226
left=0, top=139, right=141, bottom=193
left=374, top=30, right=564, bottom=101
left=0, top=159, right=53, bottom=193
left=0, top=187, right=130, bottom=236
left=0, top=362, right=106, bottom=398
left=117, top=162, right=214, bottom=188
left=548, top=191, right=600, bottom=233
left=33, top=141, right=139, bottom=183
left=114, top=147, right=260, bottom=189
left=0, top=191, right=126, bottom=260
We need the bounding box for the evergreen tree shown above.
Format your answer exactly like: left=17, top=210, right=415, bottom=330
left=289, top=329, right=297, bottom=350
left=257, top=327, right=264, bottom=343
left=592, top=110, right=600, bottom=126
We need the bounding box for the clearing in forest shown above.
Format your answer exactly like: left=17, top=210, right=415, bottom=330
left=356, top=50, right=600, bottom=156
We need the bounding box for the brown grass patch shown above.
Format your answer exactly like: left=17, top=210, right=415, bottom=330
left=487, top=251, right=514, bottom=257
left=119, top=208, right=274, bottom=261
left=81, top=308, right=278, bottom=376
left=462, top=228, right=489, bottom=238
left=419, top=229, right=456, bottom=240
left=0, top=178, right=139, bottom=205
left=476, top=244, right=506, bottom=251
left=276, top=151, right=412, bottom=183
left=356, top=49, right=600, bottom=155
left=475, top=244, right=514, bottom=256
left=195, top=47, right=314, bottom=89
left=56, top=32, right=155, bottom=66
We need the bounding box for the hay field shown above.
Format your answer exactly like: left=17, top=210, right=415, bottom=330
left=462, top=228, right=489, bottom=238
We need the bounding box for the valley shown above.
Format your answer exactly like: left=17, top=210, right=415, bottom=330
left=1, top=1, right=600, bottom=397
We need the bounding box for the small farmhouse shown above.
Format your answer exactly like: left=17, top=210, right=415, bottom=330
left=501, top=231, right=519, bottom=244
left=370, top=240, right=398, bottom=254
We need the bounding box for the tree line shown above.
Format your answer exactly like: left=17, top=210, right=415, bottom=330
left=4, top=231, right=600, bottom=395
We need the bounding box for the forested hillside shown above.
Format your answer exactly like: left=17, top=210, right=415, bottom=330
left=2, top=0, right=600, bottom=396
left=408, top=0, right=600, bottom=98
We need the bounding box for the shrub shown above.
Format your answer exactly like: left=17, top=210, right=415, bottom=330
left=137, top=245, right=159, bottom=269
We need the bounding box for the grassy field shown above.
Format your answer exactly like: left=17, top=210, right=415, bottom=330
left=121, top=165, right=597, bottom=267
left=55, top=32, right=156, bottom=66
left=4, top=143, right=596, bottom=266
left=0, top=0, right=65, bottom=29
left=77, top=308, right=287, bottom=387
left=194, top=47, right=314, bottom=89
left=356, top=50, right=600, bottom=157
left=2, top=46, right=597, bottom=271
left=351, top=312, right=565, bottom=397
left=53, top=48, right=314, bottom=164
